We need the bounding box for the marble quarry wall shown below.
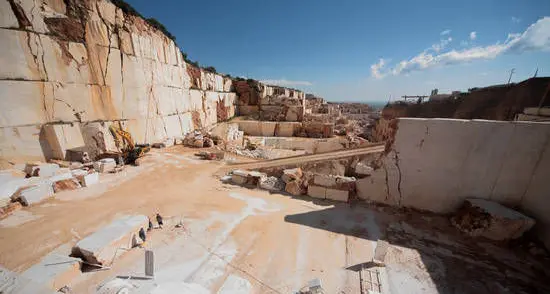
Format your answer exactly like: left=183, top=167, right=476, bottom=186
left=357, top=118, right=550, bottom=248
left=234, top=80, right=305, bottom=121
left=0, top=0, right=300, bottom=163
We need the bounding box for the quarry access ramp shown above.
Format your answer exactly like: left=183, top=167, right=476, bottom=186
left=225, top=142, right=386, bottom=171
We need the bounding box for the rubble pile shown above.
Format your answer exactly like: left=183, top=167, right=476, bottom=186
left=226, top=167, right=357, bottom=203
left=451, top=198, right=536, bottom=241
left=182, top=130, right=216, bottom=148
left=0, top=158, right=113, bottom=218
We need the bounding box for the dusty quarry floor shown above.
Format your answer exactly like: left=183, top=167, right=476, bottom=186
left=1, top=147, right=549, bottom=293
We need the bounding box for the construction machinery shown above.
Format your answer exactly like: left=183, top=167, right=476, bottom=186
left=109, top=124, right=150, bottom=164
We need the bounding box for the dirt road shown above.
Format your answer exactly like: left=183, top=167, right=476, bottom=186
left=222, top=143, right=385, bottom=171
left=0, top=147, right=380, bottom=293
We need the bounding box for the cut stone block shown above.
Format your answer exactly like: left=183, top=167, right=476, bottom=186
left=72, top=215, right=149, bottom=265
left=22, top=249, right=81, bottom=291
left=49, top=171, right=74, bottom=183
left=66, top=147, right=91, bottom=163
left=231, top=170, right=249, bottom=185
left=355, top=162, right=374, bottom=176
left=325, top=188, right=349, bottom=202
left=314, top=174, right=337, bottom=187
left=18, top=181, right=54, bottom=206
left=0, top=266, right=57, bottom=294
left=93, top=158, right=116, bottom=173
left=53, top=178, right=81, bottom=193
left=0, top=175, right=27, bottom=207
left=452, top=198, right=536, bottom=241
left=43, top=124, right=86, bottom=160
left=25, top=163, right=60, bottom=177
left=335, top=176, right=357, bottom=191
left=282, top=168, right=303, bottom=184
left=81, top=172, right=99, bottom=187
left=308, top=185, right=326, bottom=199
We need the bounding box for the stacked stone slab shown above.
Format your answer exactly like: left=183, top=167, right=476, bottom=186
left=307, top=174, right=356, bottom=202
left=236, top=121, right=334, bottom=138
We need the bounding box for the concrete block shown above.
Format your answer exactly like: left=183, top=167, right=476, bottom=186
left=43, top=124, right=86, bottom=160
left=22, top=250, right=81, bottom=291
left=18, top=181, right=54, bottom=206
left=81, top=172, right=99, bottom=187
left=325, top=188, right=349, bottom=202
left=72, top=215, right=149, bottom=265
left=308, top=185, right=326, bottom=199
left=452, top=198, right=535, bottom=241
left=93, top=158, right=116, bottom=173
left=25, top=163, right=60, bottom=177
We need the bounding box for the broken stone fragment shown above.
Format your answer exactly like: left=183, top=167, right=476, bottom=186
left=93, top=158, right=116, bottom=173
left=231, top=170, right=249, bottom=185
left=451, top=198, right=535, bottom=241
left=285, top=180, right=304, bottom=196
left=17, top=181, right=54, bottom=206
left=259, top=176, right=285, bottom=192
left=355, top=162, right=374, bottom=176
left=203, top=137, right=214, bottom=147
left=313, top=174, right=356, bottom=191
left=281, top=168, right=303, bottom=184
left=24, top=163, right=60, bottom=177
left=52, top=178, right=81, bottom=193
left=151, top=142, right=166, bottom=148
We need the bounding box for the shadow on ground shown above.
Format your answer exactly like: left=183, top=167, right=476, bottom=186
left=284, top=203, right=550, bottom=294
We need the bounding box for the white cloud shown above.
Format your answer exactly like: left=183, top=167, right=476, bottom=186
left=260, top=79, right=312, bottom=87
left=440, top=29, right=451, bottom=36
left=460, top=40, right=469, bottom=46
left=371, top=17, right=550, bottom=78
left=370, top=58, right=387, bottom=79
left=512, top=16, right=521, bottom=23
left=431, top=37, right=452, bottom=53
left=470, top=31, right=477, bottom=40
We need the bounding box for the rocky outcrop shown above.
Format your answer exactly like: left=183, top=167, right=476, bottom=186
left=234, top=80, right=306, bottom=121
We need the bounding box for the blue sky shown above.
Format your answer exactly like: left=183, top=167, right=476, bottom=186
left=126, top=0, right=550, bottom=102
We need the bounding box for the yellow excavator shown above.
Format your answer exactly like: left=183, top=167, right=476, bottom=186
left=109, top=124, right=150, bottom=164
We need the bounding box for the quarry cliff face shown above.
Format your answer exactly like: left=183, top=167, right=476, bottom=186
left=0, top=0, right=303, bottom=163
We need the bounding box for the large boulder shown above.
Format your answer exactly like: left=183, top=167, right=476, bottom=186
left=451, top=198, right=535, bottom=241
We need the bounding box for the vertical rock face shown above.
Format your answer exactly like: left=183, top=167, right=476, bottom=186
left=0, top=0, right=296, bottom=163
left=233, top=80, right=306, bottom=121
